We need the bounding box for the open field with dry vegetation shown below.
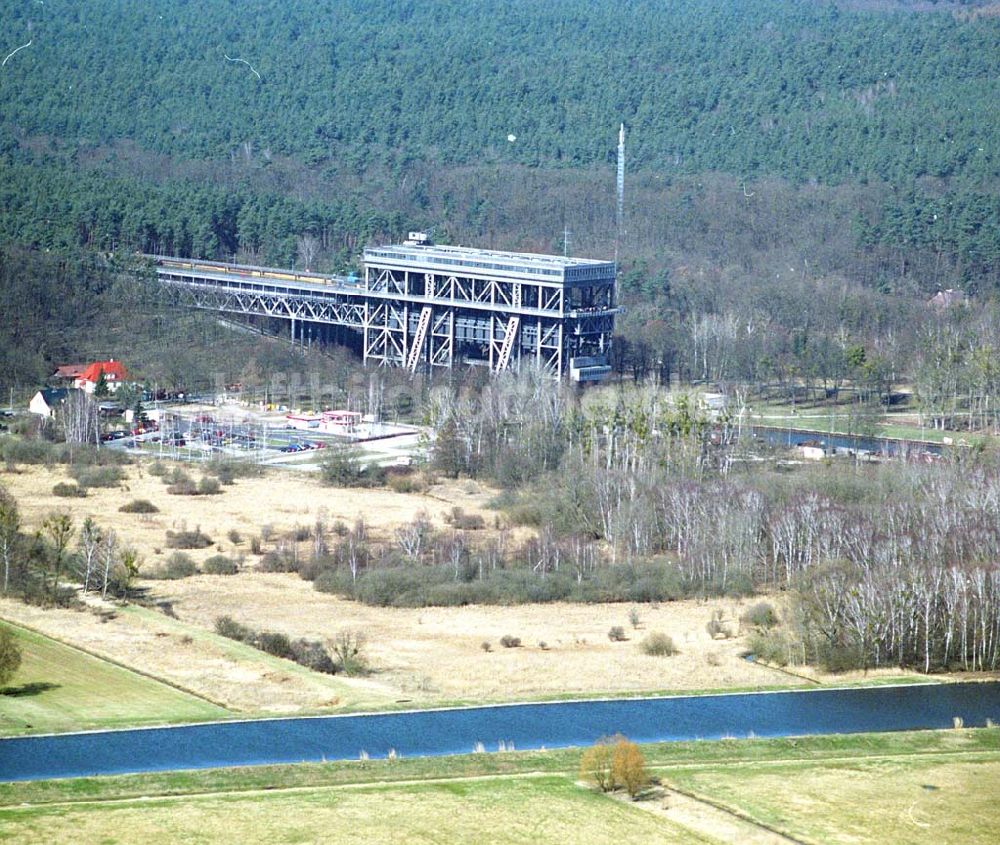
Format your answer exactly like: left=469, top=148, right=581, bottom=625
left=0, top=463, right=498, bottom=566
left=154, top=572, right=897, bottom=704
left=0, top=462, right=928, bottom=722
left=0, top=578, right=834, bottom=720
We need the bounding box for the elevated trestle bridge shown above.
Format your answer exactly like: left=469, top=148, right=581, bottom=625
left=148, top=236, right=617, bottom=380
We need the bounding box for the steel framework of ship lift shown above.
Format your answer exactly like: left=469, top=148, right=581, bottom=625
left=149, top=242, right=617, bottom=380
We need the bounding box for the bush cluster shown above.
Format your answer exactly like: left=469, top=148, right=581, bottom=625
left=147, top=552, right=198, bottom=580
left=214, top=616, right=337, bottom=674
left=312, top=561, right=689, bottom=608
left=579, top=736, right=648, bottom=799
left=202, top=554, right=239, bottom=575
left=70, top=465, right=126, bottom=489
left=165, top=528, right=213, bottom=549
left=259, top=549, right=300, bottom=573
left=387, top=472, right=428, bottom=494
left=0, top=437, right=131, bottom=467
left=161, top=467, right=222, bottom=496
left=639, top=632, right=678, bottom=657
left=443, top=507, right=486, bottom=530
left=204, top=460, right=262, bottom=485
left=747, top=629, right=804, bottom=668
left=119, top=498, right=159, bottom=513
left=740, top=601, right=779, bottom=630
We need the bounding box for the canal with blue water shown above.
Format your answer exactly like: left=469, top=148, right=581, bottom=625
left=2, top=682, right=998, bottom=781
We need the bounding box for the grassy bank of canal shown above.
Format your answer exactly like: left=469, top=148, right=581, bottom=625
left=1, top=729, right=997, bottom=844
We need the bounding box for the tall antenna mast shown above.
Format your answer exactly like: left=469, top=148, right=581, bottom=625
left=615, top=122, right=625, bottom=264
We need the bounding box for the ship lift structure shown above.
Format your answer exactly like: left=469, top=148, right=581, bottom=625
left=149, top=233, right=617, bottom=381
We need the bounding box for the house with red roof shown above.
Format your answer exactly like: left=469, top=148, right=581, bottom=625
left=51, top=363, right=87, bottom=382
left=74, top=360, right=129, bottom=394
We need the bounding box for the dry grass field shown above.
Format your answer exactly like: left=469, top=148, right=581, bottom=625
left=0, top=461, right=916, bottom=718
left=1, top=463, right=497, bottom=568
left=157, top=572, right=816, bottom=703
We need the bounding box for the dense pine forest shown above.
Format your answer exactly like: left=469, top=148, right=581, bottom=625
left=1, top=0, right=998, bottom=398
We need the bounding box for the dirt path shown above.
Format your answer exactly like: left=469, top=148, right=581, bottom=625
left=621, top=785, right=804, bottom=845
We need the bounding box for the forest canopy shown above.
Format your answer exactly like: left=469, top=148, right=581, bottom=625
left=1, top=0, right=997, bottom=185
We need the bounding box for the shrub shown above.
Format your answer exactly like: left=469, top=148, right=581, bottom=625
left=611, top=737, right=648, bottom=799
left=165, top=528, right=213, bottom=549
left=119, top=498, right=158, bottom=513
left=608, top=626, right=627, bottom=642
left=52, top=482, right=87, bottom=498
left=320, top=445, right=369, bottom=487
left=481, top=641, right=492, bottom=653
left=205, top=461, right=262, bottom=483
left=290, top=639, right=337, bottom=674
left=639, top=632, right=678, bottom=657
left=197, top=476, right=222, bottom=495
left=165, top=467, right=191, bottom=486
left=740, top=601, right=779, bottom=630
left=202, top=555, right=238, bottom=575
left=499, top=635, right=521, bottom=648
left=256, top=631, right=293, bottom=659
left=289, top=524, right=312, bottom=542
left=149, top=552, right=198, bottom=580
left=166, top=468, right=220, bottom=496
left=328, top=630, right=368, bottom=675
left=444, top=507, right=486, bottom=530
left=227, top=529, right=242, bottom=545
left=71, top=465, right=126, bottom=488
left=148, top=461, right=167, bottom=477
left=212, top=464, right=236, bottom=485
left=388, top=473, right=423, bottom=494
left=747, top=629, right=803, bottom=667
left=249, top=535, right=262, bottom=554
left=259, top=549, right=299, bottom=573
left=505, top=501, right=544, bottom=527
left=0, top=437, right=57, bottom=465
left=215, top=615, right=253, bottom=642
left=706, top=609, right=735, bottom=639
left=579, top=740, right=615, bottom=792
left=628, top=606, right=642, bottom=629
left=166, top=478, right=199, bottom=495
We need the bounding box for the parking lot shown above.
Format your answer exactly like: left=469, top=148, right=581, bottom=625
left=100, top=404, right=428, bottom=469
